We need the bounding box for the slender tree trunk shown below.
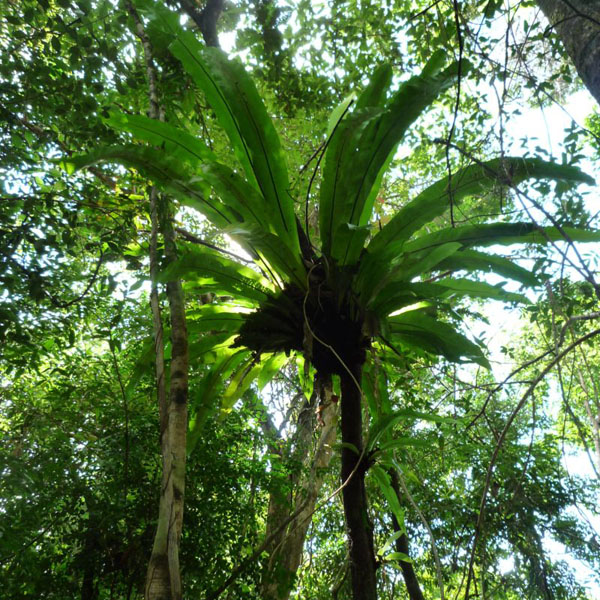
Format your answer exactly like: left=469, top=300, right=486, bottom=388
left=389, top=470, right=425, bottom=600
left=80, top=529, right=98, bottom=600
left=145, top=200, right=189, bottom=600
left=125, top=5, right=190, bottom=598
left=574, top=366, right=600, bottom=473
left=537, top=0, right=600, bottom=104
left=340, top=363, right=377, bottom=600
left=261, top=377, right=339, bottom=600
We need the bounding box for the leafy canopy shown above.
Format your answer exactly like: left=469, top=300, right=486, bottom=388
left=65, top=2, right=597, bottom=400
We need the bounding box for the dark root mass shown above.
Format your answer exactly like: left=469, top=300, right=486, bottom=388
left=234, top=267, right=371, bottom=376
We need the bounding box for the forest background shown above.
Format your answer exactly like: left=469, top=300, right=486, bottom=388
left=2, top=1, right=600, bottom=599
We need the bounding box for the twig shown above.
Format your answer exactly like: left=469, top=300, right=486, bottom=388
left=445, top=0, right=465, bottom=227
left=174, top=227, right=253, bottom=263
left=464, top=327, right=600, bottom=599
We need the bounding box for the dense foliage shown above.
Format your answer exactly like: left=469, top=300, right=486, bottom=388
left=2, top=1, right=600, bottom=599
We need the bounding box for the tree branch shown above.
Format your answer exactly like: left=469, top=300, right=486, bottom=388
left=178, top=0, right=224, bottom=48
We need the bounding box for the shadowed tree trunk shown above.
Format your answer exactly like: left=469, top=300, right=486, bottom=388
left=537, top=0, right=600, bottom=104
left=261, top=376, right=339, bottom=600
left=389, top=470, right=425, bottom=600
left=340, top=363, right=377, bottom=600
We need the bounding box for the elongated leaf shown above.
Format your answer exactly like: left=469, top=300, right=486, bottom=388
left=320, top=105, right=383, bottom=257
left=377, top=437, right=430, bottom=451
left=435, top=249, right=541, bottom=287
left=370, top=278, right=527, bottom=316
left=258, top=353, right=288, bottom=390
left=187, top=304, right=249, bottom=335
left=106, top=112, right=217, bottom=165
left=368, top=409, right=456, bottom=450
left=326, top=94, right=355, bottom=137
left=159, top=244, right=273, bottom=302
left=200, top=162, right=272, bottom=232
left=220, top=357, right=262, bottom=416
left=356, top=242, right=461, bottom=306
left=354, top=63, right=393, bottom=110
left=428, top=278, right=529, bottom=303
left=321, top=54, right=466, bottom=264
left=188, top=333, right=235, bottom=363
left=385, top=312, right=490, bottom=368
left=225, top=224, right=307, bottom=289
left=169, top=34, right=300, bottom=254
left=187, top=349, right=249, bottom=453
left=61, top=145, right=239, bottom=229
left=378, top=530, right=405, bottom=557
left=402, top=222, right=600, bottom=255
left=64, top=145, right=294, bottom=270
left=384, top=552, right=414, bottom=564
left=368, top=157, right=594, bottom=255
left=370, top=465, right=404, bottom=525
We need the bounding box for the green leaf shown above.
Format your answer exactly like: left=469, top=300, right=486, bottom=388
left=370, top=465, right=404, bottom=525
left=357, top=243, right=461, bottom=308
left=257, top=353, right=288, bottom=389
left=224, top=223, right=307, bottom=289
left=354, top=63, right=392, bottom=110
left=188, top=333, right=235, bottom=363
left=320, top=105, right=383, bottom=258
left=334, top=442, right=360, bottom=455
left=385, top=312, right=490, bottom=368
left=187, top=349, right=249, bottom=453
left=187, top=304, right=249, bottom=335
left=371, top=277, right=529, bottom=316
left=377, top=437, right=430, bottom=452
left=368, top=157, right=595, bottom=256
left=326, top=94, right=355, bottom=137
left=435, top=249, right=542, bottom=287
left=368, top=409, right=456, bottom=450
left=320, top=56, right=466, bottom=264
left=159, top=244, right=273, bottom=302
left=384, top=551, right=413, bottom=564
left=377, top=530, right=405, bottom=557
left=61, top=145, right=237, bottom=229
left=106, top=112, right=217, bottom=165
left=428, top=278, right=530, bottom=303
left=168, top=35, right=300, bottom=255
left=199, top=162, right=273, bottom=233
left=330, top=222, right=370, bottom=265
left=402, top=222, right=600, bottom=255
left=484, top=0, right=503, bottom=18
left=220, top=358, right=262, bottom=416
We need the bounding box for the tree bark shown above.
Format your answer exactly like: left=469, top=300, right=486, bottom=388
left=144, top=204, right=189, bottom=600
left=537, top=0, right=600, bottom=105
left=125, top=4, right=190, bottom=598
left=389, top=470, right=425, bottom=600
left=178, top=0, right=224, bottom=48
left=261, top=378, right=339, bottom=600
left=340, top=363, right=377, bottom=600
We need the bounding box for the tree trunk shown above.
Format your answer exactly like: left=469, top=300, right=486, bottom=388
left=537, top=0, right=600, bottom=105
left=389, top=470, right=425, bottom=600
left=145, top=205, right=189, bottom=600
left=340, top=363, right=377, bottom=600
left=125, top=5, right=190, bottom=597
left=261, top=378, right=339, bottom=600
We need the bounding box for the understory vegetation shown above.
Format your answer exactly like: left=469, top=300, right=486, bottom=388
left=1, top=1, right=600, bottom=599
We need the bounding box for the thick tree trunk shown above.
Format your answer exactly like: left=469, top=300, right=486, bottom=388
left=340, top=363, right=377, bottom=600
left=537, top=0, right=600, bottom=105
left=261, top=379, right=339, bottom=600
